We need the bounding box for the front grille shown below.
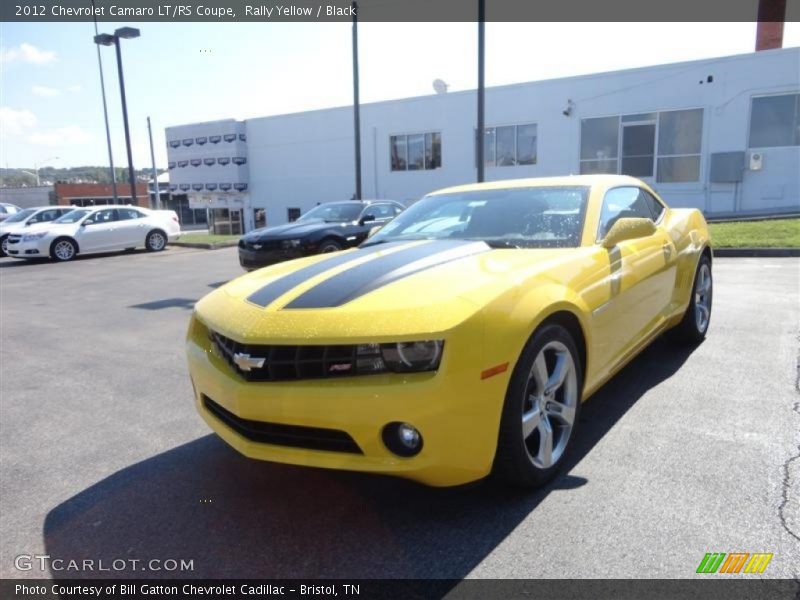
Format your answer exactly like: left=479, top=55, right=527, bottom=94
left=239, top=239, right=282, bottom=251
left=210, top=330, right=366, bottom=382
left=203, top=395, right=362, bottom=454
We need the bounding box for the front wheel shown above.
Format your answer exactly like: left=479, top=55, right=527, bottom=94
left=493, top=323, right=583, bottom=488
left=672, top=253, right=712, bottom=344
left=50, top=238, right=78, bottom=262
left=145, top=230, right=167, bottom=252
left=0, top=235, right=8, bottom=257
left=318, top=239, right=342, bottom=253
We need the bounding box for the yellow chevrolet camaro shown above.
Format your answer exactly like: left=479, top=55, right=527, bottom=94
left=187, top=175, right=712, bottom=487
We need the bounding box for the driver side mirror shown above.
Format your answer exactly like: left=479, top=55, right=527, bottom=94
left=80, top=220, right=90, bottom=227
left=601, top=217, right=656, bottom=248
left=359, top=214, right=376, bottom=226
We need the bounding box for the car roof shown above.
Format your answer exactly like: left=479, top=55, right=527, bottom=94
left=428, top=174, right=647, bottom=196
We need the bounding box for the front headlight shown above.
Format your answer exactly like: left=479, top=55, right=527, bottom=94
left=22, top=232, right=48, bottom=241
left=281, top=239, right=303, bottom=249
left=354, top=341, right=444, bottom=374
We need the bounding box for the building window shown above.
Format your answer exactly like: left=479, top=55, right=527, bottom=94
left=390, top=132, right=441, bottom=171
left=580, top=108, right=703, bottom=183
left=656, top=108, right=703, bottom=182
left=482, top=123, right=537, bottom=167
left=749, top=93, right=800, bottom=148
left=287, top=207, right=301, bottom=222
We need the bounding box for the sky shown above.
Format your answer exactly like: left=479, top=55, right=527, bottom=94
left=1, top=21, right=799, bottom=171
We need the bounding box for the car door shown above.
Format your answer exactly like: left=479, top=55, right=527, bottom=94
left=77, top=209, right=120, bottom=252
left=116, top=208, right=149, bottom=246
left=590, top=186, right=677, bottom=372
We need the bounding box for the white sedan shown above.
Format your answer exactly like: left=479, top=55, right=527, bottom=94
left=6, top=205, right=182, bottom=262
left=0, top=206, right=76, bottom=256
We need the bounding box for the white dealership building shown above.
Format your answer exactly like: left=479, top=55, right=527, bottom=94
left=165, top=47, right=799, bottom=234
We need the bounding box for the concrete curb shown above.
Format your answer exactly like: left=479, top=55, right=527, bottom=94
left=714, top=248, right=800, bottom=257
left=171, top=240, right=239, bottom=250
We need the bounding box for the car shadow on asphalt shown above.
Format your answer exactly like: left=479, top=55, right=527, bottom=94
left=0, top=250, right=150, bottom=268
left=42, top=337, right=698, bottom=580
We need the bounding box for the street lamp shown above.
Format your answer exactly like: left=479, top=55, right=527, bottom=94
left=94, top=27, right=140, bottom=206
left=33, top=156, right=59, bottom=186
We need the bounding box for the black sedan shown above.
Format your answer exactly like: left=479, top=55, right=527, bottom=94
left=238, top=200, right=405, bottom=270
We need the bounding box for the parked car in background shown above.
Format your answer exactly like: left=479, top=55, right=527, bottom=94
left=0, top=203, right=22, bottom=223
left=6, top=205, right=181, bottom=262
left=238, top=200, right=405, bottom=270
left=0, top=206, right=75, bottom=256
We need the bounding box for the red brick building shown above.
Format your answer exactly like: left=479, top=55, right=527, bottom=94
left=54, top=182, right=150, bottom=208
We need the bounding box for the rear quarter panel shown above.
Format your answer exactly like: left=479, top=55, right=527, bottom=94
left=662, top=207, right=711, bottom=319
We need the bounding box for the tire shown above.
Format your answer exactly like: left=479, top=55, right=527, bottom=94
left=493, top=323, right=584, bottom=488
left=50, top=238, right=78, bottom=262
left=0, top=235, right=8, bottom=257
left=672, top=253, right=712, bottom=344
left=318, top=239, right=342, bottom=254
left=145, top=230, right=167, bottom=252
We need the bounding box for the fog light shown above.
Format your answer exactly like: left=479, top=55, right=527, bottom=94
left=382, top=422, right=423, bottom=457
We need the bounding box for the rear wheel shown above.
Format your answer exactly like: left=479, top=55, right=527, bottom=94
left=672, top=253, right=712, bottom=343
left=318, top=239, right=342, bottom=253
left=50, top=238, right=78, bottom=262
left=145, top=230, right=167, bottom=252
left=494, top=323, right=583, bottom=488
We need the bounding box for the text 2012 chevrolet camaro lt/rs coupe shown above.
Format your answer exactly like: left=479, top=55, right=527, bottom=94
left=187, top=175, right=712, bottom=487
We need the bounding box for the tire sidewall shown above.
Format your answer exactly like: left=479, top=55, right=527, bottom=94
left=495, top=323, right=584, bottom=487
left=0, top=235, right=7, bottom=257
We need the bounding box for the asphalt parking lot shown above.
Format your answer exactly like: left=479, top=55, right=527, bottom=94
left=0, top=248, right=798, bottom=581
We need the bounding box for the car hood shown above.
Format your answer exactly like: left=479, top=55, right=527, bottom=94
left=245, top=219, right=350, bottom=240
left=196, top=239, right=588, bottom=342
left=0, top=222, right=30, bottom=235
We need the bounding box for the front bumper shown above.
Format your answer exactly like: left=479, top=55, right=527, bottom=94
left=6, top=237, right=48, bottom=258
left=186, top=314, right=510, bottom=487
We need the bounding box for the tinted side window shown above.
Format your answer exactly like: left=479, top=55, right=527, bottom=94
left=39, top=210, right=61, bottom=222
left=89, top=209, right=118, bottom=224
left=597, top=187, right=655, bottom=239
left=369, top=204, right=395, bottom=219
left=119, top=208, right=144, bottom=220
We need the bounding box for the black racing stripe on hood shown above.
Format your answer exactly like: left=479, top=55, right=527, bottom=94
left=284, top=240, right=490, bottom=309
left=246, top=242, right=407, bottom=308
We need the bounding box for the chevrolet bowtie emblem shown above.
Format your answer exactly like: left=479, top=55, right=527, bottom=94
left=233, top=352, right=266, bottom=372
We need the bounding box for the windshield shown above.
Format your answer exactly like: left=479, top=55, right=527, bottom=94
left=365, top=186, right=589, bottom=248
left=3, top=208, right=37, bottom=223
left=298, top=203, right=363, bottom=223
left=54, top=209, right=90, bottom=224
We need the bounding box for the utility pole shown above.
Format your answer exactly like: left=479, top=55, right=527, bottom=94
left=351, top=0, right=362, bottom=200
left=477, top=0, right=486, bottom=183
left=147, top=117, right=160, bottom=210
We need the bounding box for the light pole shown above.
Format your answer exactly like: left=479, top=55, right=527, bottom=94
left=33, top=156, right=59, bottom=186
left=477, top=0, right=486, bottom=183
left=94, top=27, right=140, bottom=205
left=90, top=0, right=118, bottom=203
left=351, top=1, right=362, bottom=200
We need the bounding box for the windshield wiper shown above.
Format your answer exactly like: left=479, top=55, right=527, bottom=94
left=483, top=240, right=521, bottom=249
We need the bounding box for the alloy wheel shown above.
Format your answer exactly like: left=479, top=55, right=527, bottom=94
left=521, top=340, right=578, bottom=469
left=694, top=263, right=712, bottom=332
left=149, top=233, right=166, bottom=250
left=54, top=240, right=75, bottom=261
